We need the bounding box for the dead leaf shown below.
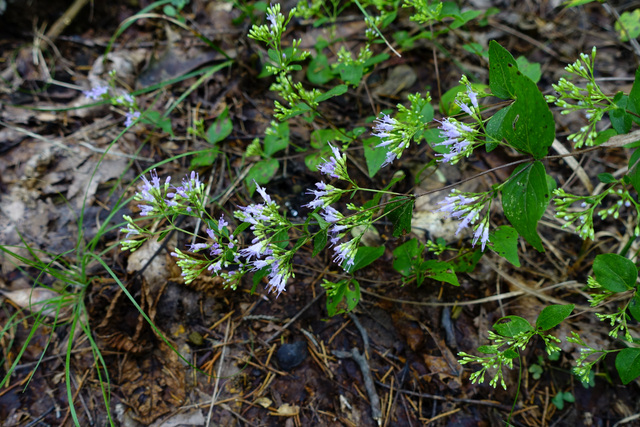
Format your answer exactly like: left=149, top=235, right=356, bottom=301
left=1, top=288, right=71, bottom=318
left=274, top=403, right=299, bottom=416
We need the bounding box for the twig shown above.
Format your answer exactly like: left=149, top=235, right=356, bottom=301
left=333, top=347, right=382, bottom=426
left=45, top=0, right=90, bottom=41
left=206, top=316, right=232, bottom=427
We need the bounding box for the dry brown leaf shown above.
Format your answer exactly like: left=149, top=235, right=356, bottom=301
left=1, top=288, right=71, bottom=318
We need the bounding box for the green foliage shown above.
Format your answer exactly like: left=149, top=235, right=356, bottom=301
left=501, top=162, right=555, bottom=252
left=615, top=9, right=640, bottom=42
left=552, top=391, right=575, bottom=410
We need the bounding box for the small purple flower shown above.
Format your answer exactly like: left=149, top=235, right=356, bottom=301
left=321, top=206, right=342, bottom=223
left=456, top=100, right=474, bottom=116
left=84, top=85, right=108, bottom=100
left=124, top=111, right=140, bottom=127
left=240, top=241, right=266, bottom=260
left=210, top=242, right=223, bottom=256
left=372, top=113, right=397, bottom=139
left=208, top=260, right=222, bottom=273
left=122, top=93, right=134, bottom=105
left=333, top=240, right=356, bottom=268
left=382, top=150, right=397, bottom=167
left=189, top=242, right=210, bottom=252
left=318, top=157, right=338, bottom=178
left=267, top=13, right=277, bottom=28
left=304, top=182, right=330, bottom=209
left=138, top=204, right=154, bottom=216
left=468, top=87, right=479, bottom=109
left=472, top=223, right=490, bottom=251
left=218, top=215, right=229, bottom=229
left=255, top=183, right=273, bottom=204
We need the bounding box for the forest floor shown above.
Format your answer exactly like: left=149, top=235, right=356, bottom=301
left=1, top=0, right=640, bottom=426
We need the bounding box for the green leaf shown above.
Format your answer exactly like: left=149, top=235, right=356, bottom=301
left=616, top=347, right=640, bottom=385
left=629, top=67, right=640, bottom=117
left=563, top=0, right=597, bottom=7
left=337, top=63, right=364, bottom=87
left=326, top=279, right=346, bottom=316
left=489, top=225, right=520, bottom=267
left=552, top=392, right=567, bottom=410
left=343, top=279, right=361, bottom=312
left=516, top=56, right=541, bottom=83
left=598, top=173, right=617, bottom=183
left=346, top=245, right=385, bottom=273
left=422, top=260, right=459, bottom=286
left=190, top=149, right=219, bottom=168
left=615, top=9, right=640, bottom=42
left=245, top=158, right=279, bottom=195
left=384, top=197, right=414, bottom=237
left=315, top=84, right=348, bottom=102
left=485, top=105, right=510, bottom=145
left=629, top=150, right=640, bottom=194
left=529, top=364, right=543, bottom=380
left=439, top=84, right=466, bottom=116
left=393, top=238, right=423, bottom=277
left=141, top=110, right=174, bottom=137
left=501, top=68, right=555, bottom=158
left=493, top=315, right=533, bottom=338
left=489, top=40, right=518, bottom=99
left=206, top=108, right=233, bottom=144
left=595, top=129, right=618, bottom=145
left=609, top=94, right=633, bottom=134
left=263, top=122, right=289, bottom=157
left=312, top=229, right=328, bottom=258
left=536, top=304, right=574, bottom=331
left=592, top=253, right=638, bottom=293
left=307, top=53, right=335, bottom=85
left=363, top=136, right=387, bottom=178
left=502, top=161, right=554, bottom=252
left=478, top=345, right=499, bottom=354
left=503, top=348, right=520, bottom=359
left=452, top=249, right=483, bottom=273
left=629, top=294, right=640, bottom=322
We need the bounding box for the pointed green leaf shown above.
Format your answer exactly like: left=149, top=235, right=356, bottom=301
left=384, top=197, right=414, bottom=237
left=536, top=304, right=574, bottom=331
left=502, top=161, right=554, bottom=252
left=206, top=107, right=233, bottom=144
left=493, top=315, right=533, bottom=338
left=489, top=40, right=518, bottom=99
left=422, top=260, right=459, bottom=286
left=593, top=253, right=637, bottom=293
left=629, top=294, right=640, bottom=322
left=501, top=67, right=555, bottom=158
left=616, top=348, right=640, bottom=385
left=489, top=225, right=520, bottom=267
left=345, top=245, right=385, bottom=273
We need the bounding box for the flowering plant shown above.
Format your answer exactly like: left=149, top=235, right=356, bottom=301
left=118, top=5, right=640, bottom=393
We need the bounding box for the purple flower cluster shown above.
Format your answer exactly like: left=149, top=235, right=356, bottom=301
left=372, top=114, right=398, bottom=146
left=233, top=184, right=293, bottom=296
left=436, top=191, right=490, bottom=251
left=434, top=118, right=474, bottom=164
left=137, top=169, right=170, bottom=216
left=125, top=111, right=140, bottom=127
left=317, top=144, right=347, bottom=180
left=83, top=85, right=108, bottom=100
left=319, top=206, right=358, bottom=268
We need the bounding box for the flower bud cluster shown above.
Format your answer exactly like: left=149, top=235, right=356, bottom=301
left=545, top=47, right=613, bottom=147
left=553, top=186, right=639, bottom=240
left=372, top=93, right=432, bottom=167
